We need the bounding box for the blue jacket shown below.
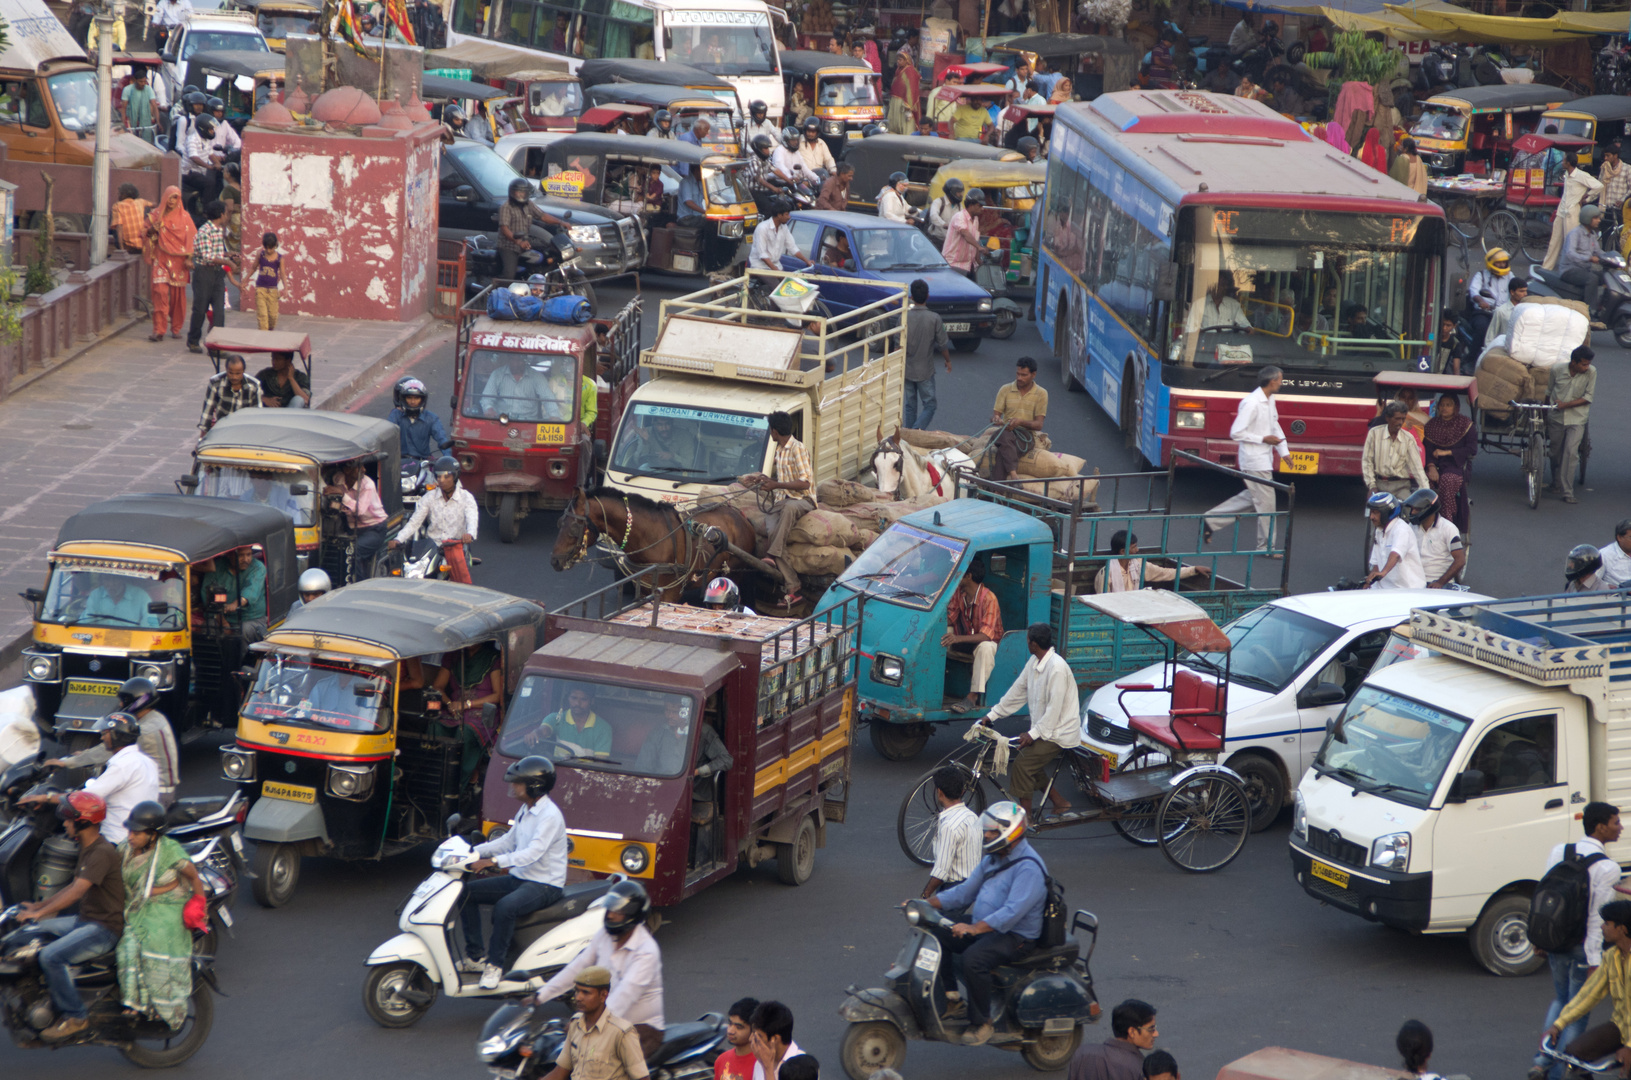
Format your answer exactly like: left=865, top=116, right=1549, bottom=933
left=935, top=839, right=1048, bottom=940
left=387, top=407, right=451, bottom=462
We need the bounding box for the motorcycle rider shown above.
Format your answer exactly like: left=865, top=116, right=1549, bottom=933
left=704, top=576, right=745, bottom=614
left=391, top=456, right=478, bottom=584
left=44, top=678, right=179, bottom=804
left=924, top=801, right=1049, bottom=1046
left=1363, top=491, right=1425, bottom=590
left=926, top=177, right=965, bottom=245
left=461, top=756, right=567, bottom=990
left=1567, top=543, right=1606, bottom=592
left=772, top=127, right=811, bottom=190
left=14, top=792, right=125, bottom=1042
left=1401, top=488, right=1466, bottom=589
left=497, top=176, right=564, bottom=282
left=287, top=567, right=332, bottom=615
left=387, top=376, right=452, bottom=465
left=741, top=99, right=780, bottom=152
left=1466, top=248, right=1512, bottom=343
left=878, top=171, right=919, bottom=224
left=441, top=102, right=472, bottom=144
left=646, top=108, right=676, bottom=139
left=1562, top=205, right=1610, bottom=329
left=797, top=117, right=836, bottom=177
left=22, top=713, right=161, bottom=844
left=744, top=134, right=787, bottom=215
left=532, top=879, right=666, bottom=1057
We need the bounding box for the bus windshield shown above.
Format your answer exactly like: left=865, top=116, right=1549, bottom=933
left=664, top=12, right=779, bottom=76
left=242, top=656, right=391, bottom=734
left=1167, top=207, right=1441, bottom=376
left=609, top=403, right=768, bottom=482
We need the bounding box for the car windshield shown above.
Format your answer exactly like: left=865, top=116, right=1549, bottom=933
left=833, top=523, right=967, bottom=610
left=818, top=73, right=879, bottom=106
left=609, top=403, right=769, bottom=483
left=181, top=31, right=270, bottom=60
left=196, top=464, right=317, bottom=527
left=854, top=227, right=947, bottom=271
left=1410, top=106, right=1467, bottom=141
left=1182, top=604, right=1343, bottom=694
left=40, top=564, right=185, bottom=628
left=461, top=348, right=579, bottom=423
left=242, top=656, right=390, bottom=734
left=46, top=71, right=97, bottom=133
left=451, top=142, right=528, bottom=199
left=497, top=675, right=698, bottom=776
left=1313, top=685, right=1471, bottom=807
left=258, top=13, right=317, bottom=37
left=665, top=14, right=779, bottom=77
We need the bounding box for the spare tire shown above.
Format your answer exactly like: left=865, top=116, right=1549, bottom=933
left=1286, top=41, right=1306, bottom=64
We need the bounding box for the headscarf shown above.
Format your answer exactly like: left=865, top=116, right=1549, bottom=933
left=891, top=48, right=920, bottom=110
left=1424, top=393, right=1473, bottom=450
left=1322, top=121, right=1350, bottom=154
left=1359, top=127, right=1388, bottom=173
left=149, top=185, right=195, bottom=259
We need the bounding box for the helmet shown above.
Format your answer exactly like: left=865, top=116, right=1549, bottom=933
left=1400, top=487, right=1439, bottom=526
left=965, top=187, right=987, bottom=206
left=862, top=123, right=887, bottom=137
left=1017, top=135, right=1041, bottom=157
left=433, top=455, right=461, bottom=479
left=704, top=577, right=739, bottom=608
left=888, top=170, right=908, bottom=188
left=802, top=116, right=820, bottom=133
left=653, top=108, right=672, bottom=127
left=116, top=676, right=158, bottom=714
left=1582, top=204, right=1604, bottom=225
left=124, top=800, right=167, bottom=836
left=508, top=177, right=531, bottom=199
left=750, top=99, right=768, bottom=117
left=781, top=126, right=800, bottom=147
left=1568, top=543, right=1605, bottom=583
left=297, top=568, right=332, bottom=598
left=184, top=90, right=207, bottom=109
left=393, top=375, right=428, bottom=412
left=1365, top=490, right=1401, bottom=520
left=527, top=272, right=550, bottom=291
left=751, top=133, right=774, bottom=155
left=94, top=711, right=141, bottom=746
left=503, top=755, right=556, bottom=798
left=58, top=790, right=107, bottom=827
left=444, top=103, right=467, bottom=127
left=206, top=95, right=224, bottom=112
left=602, top=879, right=649, bottom=934
left=1485, top=248, right=1511, bottom=275
left=196, top=116, right=216, bottom=138
left=978, top=800, right=1027, bottom=854
left=943, top=178, right=965, bottom=198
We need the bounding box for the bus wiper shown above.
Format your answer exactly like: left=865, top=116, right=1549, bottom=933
left=1202, top=365, right=1253, bottom=383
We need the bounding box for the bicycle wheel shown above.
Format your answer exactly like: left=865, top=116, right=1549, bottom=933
left=1484, top=209, right=1521, bottom=256
left=1520, top=214, right=1552, bottom=264
left=1156, top=771, right=1250, bottom=873
left=895, top=760, right=997, bottom=865
left=1524, top=430, right=1544, bottom=509
left=1444, top=197, right=1481, bottom=239
left=1108, top=747, right=1176, bottom=847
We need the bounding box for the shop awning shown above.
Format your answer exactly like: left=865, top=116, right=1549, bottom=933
left=1383, top=0, right=1630, bottom=45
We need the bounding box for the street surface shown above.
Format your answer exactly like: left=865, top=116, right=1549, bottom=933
left=3, top=270, right=1603, bottom=1078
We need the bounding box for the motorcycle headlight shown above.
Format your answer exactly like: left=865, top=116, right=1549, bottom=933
left=1292, top=790, right=1307, bottom=841
left=221, top=747, right=256, bottom=782
left=620, top=844, right=649, bottom=873
left=871, top=653, right=904, bottom=686
left=328, top=763, right=375, bottom=800
left=568, top=226, right=600, bottom=245
left=978, top=299, right=993, bottom=312
left=477, top=1024, right=530, bottom=1061
left=1371, top=831, right=1411, bottom=872
left=24, top=653, right=58, bottom=683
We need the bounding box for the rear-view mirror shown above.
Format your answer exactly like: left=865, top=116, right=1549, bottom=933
left=1297, top=682, right=1347, bottom=708
left=454, top=185, right=476, bottom=202
left=147, top=601, right=170, bottom=614
left=1446, top=768, right=1486, bottom=803
left=289, top=483, right=310, bottom=495
left=177, top=474, right=199, bottom=491
left=1155, top=263, right=1178, bottom=302
left=20, top=588, right=44, bottom=603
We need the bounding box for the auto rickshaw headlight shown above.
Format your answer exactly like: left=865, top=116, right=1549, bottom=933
left=221, top=747, right=256, bottom=782
left=568, top=226, right=601, bottom=245
left=823, top=120, right=844, bottom=136
left=328, top=763, right=375, bottom=800
left=24, top=654, right=59, bottom=683
left=619, top=844, right=649, bottom=873
left=872, top=654, right=904, bottom=686
left=136, top=660, right=176, bottom=690
left=719, top=220, right=744, bottom=240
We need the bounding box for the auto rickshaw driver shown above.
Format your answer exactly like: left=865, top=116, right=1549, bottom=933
left=201, top=546, right=268, bottom=642
left=539, top=685, right=614, bottom=758
left=81, top=575, right=163, bottom=628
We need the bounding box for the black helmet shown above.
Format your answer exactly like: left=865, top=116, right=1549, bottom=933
left=444, top=103, right=467, bottom=127
left=94, top=711, right=141, bottom=747
left=196, top=116, right=216, bottom=138
left=750, top=99, right=768, bottom=117
left=117, top=676, right=159, bottom=714
left=1400, top=487, right=1439, bottom=526
left=433, top=455, right=461, bottom=479
left=1017, top=135, right=1041, bottom=157
left=206, top=95, right=224, bottom=113
left=184, top=90, right=207, bottom=109
left=965, top=187, right=987, bottom=205
left=781, top=125, right=800, bottom=147
left=943, top=177, right=965, bottom=198
left=1567, top=543, right=1604, bottom=583
left=508, top=177, right=531, bottom=199
left=654, top=108, right=672, bottom=127
left=394, top=375, right=427, bottom=412
left=124, top=800, right=168, bottom=836
left=862, top=123, right=886, bottom=137
left=888, top=170, right=908, bottom=187
left=503, top=755, right=557, bottom=799
left=602, top=879, right=649, bottom=934
left=802, top=116, right=820, bottom=133
left=751, top=133, right=774, bottom=155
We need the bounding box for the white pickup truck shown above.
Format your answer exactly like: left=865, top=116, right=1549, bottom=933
left=160, top=10, right=270, bottom=104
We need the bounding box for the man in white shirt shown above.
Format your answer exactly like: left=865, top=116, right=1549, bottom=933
left=740, top=101, right=780, bottom=153
left=1094, top=529, right=1204, bottom=594
left=1228, top=11, right=1257, bottom=54
left=749, top=1001, right=803, bottom=1080
left=747, top=201, right=810, bottom=272
left=979, top=622, right=1079, bottom=820
left=1600, top=520, right=1631, bottom=590
left=770, top=131, right=809, bottom=188
left=21, top=712, right=160, bottom=844
left=461, top=756, right=568, bottom=989
left=1203, top=366, right=1289, bottom=552
left=1364, top=493, right=1426, bottom=589
left=795, top=119, right=835, bottom=175
left=392, top=457, right=479, bottom=583
left=1404, top=489, right=1466, bottom=588
left=532, top=880, right=666, bottom=1056
left=877, top=172, right=918, bottom=224
left=150, top=0, right=192, bottom=49
left=46, top=677, right=180, bottom=803
left=1543, top=152, right=1604, bottom=271
left=921, top=765, right=982, bottom=897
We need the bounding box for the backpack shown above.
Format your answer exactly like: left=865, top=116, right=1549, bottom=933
left=990, top=854, right=1069, bottom=949
left=1528, top=843, right=1610, bottom=953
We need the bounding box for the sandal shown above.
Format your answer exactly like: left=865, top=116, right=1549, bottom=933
left=147, top=333, right=163, bottom=342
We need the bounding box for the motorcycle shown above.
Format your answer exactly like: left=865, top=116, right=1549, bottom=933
left=837, top=898, right=1100, bottom=1079
left=361, top=815, right=611, bottom=1028
left=1527, top=250, right=1631, bottom=349
left=463, top=232, right=598, bottom=316
left=479, top=1006, right=727, bottom=1080
left=394, top=534, right=482, bottom=582
left=1597, top=40, right=1631, bottom=98
left=400, top=458, right=434, bottom=511
left=973, top=247, right=1021, bottom=340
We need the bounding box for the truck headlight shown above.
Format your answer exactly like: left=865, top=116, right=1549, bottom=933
left=620, top=844, right=649, bottom=873
left=1175, top=411, right=1206, bottom=430
left=328, top=763, right=375, bottom=799
left=221, top=747, right=256, bottom=782
left=24, top=653, right=59, bottom=682
left=568, top=226, right=600, bottom=245
left=1292, top=791, right=1307, bottom=841
left=871, top=653, right=904, bottom=686
left=136, top=659, right=176, bottom=690
left=1371, top=831, right=1410, bottom=871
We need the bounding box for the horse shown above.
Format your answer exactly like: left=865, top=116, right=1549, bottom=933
left=551, top=486, right=763, bottom=600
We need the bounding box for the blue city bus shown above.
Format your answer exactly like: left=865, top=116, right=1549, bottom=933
left=1036, top=91, right=1446, bottom=477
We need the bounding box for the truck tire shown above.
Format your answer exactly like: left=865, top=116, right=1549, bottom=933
left=1469, top=892, right=1544, bottom=976
left=776, top=814, right=817, bottom=885
left=1228, top=753, right=1286, bottom=832
left=498, top=492, right=521, bottom=544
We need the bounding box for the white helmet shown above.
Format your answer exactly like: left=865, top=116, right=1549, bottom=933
left=704, top=577, right=739, bottom=609
left=297, top=568, right=332, bottom=598
left=979, top=800, right=1027, bottom=854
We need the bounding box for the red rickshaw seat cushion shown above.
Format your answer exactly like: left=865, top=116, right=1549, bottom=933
left=1126, top=669, right=1224, bottom=750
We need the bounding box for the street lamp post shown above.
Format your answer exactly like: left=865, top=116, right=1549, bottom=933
left=90, top=0, right=114, bottom=266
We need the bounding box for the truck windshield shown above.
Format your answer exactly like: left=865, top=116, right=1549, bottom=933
left=609, top=403, right=769, bottom=482
left=41, top=565, right=185, bottom=628
left=196, top=464, right=317, bottom=526
left=242, top=656, right=390, bottom=734
left=462, top=349, right=579, bottom=422
left=47, top=71, right=98, bottom=133
left=497, top=675, right=698, bottom=777
left=833, top=523, right=967, bottom=610
left=1313, top=685, right=1471, bottom=807
left=1182, top=604, right=1342, bottom=694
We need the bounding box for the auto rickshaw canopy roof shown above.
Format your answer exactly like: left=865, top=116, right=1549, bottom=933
left=425, top=41, right=570, bottom=79
left=989, top=32, right=1139, bottom=59
left=577, top=58, right=734, bottom=94
left=502, top=69, right=578, bottom=84
left=55, top=494, right=292, bottom=562
left=579, top=104, right=653, bottom=127
left=422, top=73, right=512, bottom=103
left=929, top=157, right=1047, bottom=202
left=778, top=49, right=877, bottom=81
left=1080, top=590, right=1232, bottom=654
left=543, top=132, right=721, bottom=166
left=1511, top=131, right=1594, bottom=156
left=198, top=409, right=400, bottom=467
left=583, top=84, right=736, bottom=111
left=260, top=579, right=547, bottom=660
left=1542, top=96, right=1631, bottom=126
left=1424, top=84, right=1576, bottom=114
left=204, top=326, right=312, bottom=359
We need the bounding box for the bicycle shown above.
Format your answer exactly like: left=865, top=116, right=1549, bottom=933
left=1507, top=400, right=1555, bottom=509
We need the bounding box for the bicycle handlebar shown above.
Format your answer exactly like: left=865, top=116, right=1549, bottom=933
left=1508, top=400, right=1557, bottom=411
left=1540, top=1033, right=1620, bottom=1074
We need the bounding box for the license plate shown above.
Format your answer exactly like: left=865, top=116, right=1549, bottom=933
left=847, top=129, right=863, bottom=140
left=1278, top=451, right=1319, bottom=475
left=217, top=907, right=233, bottom=927
left=65, top=679, right=118, bottom=696
left=1310, top=859, right=1350, bottom=889
left=262, top=781, right=316, bottom=804
left=535, top=424, right=566, bottom=445
left=945, top=322, right=970, bottom=333
left=1093, top=748, right=1119, bottom=770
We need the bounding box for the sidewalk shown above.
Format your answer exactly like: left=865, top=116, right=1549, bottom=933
left=0, top=312, right=450, bottom=658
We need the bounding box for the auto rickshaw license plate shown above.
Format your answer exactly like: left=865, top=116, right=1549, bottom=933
left=945, top=322, right=970, bottom=333
left=1278, top=452, right=1319, bottom=474
left=536, top=424, right=566, bottom=444
left=263, top=782, right=316, bottom=804
left=1310, top=859, right=1350, bottom=889
left=65, top=680, right=118, bottom=697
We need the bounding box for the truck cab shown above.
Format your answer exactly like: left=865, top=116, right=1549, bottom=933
left=160, top=10, right=271, bottom=104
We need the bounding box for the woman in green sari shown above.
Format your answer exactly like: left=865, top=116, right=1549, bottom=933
left=117, top=801, right=208, bottom=1029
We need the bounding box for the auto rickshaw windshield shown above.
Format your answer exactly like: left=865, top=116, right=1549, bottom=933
left=702, top=164, right=752, bottom=207
left=675, top=107, right=738, bottom=139
left=833, top=524, right=967, bottom=610
left=259, top=12, right=318, bottom=37
left=853, top=227, right=946, bottom=271
left=243, top=656, right=390, bottom=734
left=1549, top=117, right=1593, bottom=138
left=1181, top=604, right=1341, bottom=694
left=531, top=82, right=582, bottom=117
left=1410, top=106, right=1467, bottom=141
left=819, top=73, right=879, bottom=106
left=461, top=350, right=580, bottom=422
left=1314, top=685, right=1472, bottom=807
left=197, top=464, right=317, bottom=527
left=41, top=564, right=185, bottom=628
left=609, top=403, right=768, bottom=482
left=498, top=675, right=697, bottom=777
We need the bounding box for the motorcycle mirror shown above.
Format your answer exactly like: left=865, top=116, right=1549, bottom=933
left=20, top=587, right=43, bottom=603
left=446, top=812, right=463, bottom=833
left=232, top=668, right=254, bottom=687
left=177, top=474, right=200, bottom=492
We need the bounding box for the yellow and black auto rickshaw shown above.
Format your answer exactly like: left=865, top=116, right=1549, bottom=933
left=21, top=494, right=298, bottom=738
left=926, top=157, right=1045, bottom=301
left=779, top=50, right=883, bottom=156
left=1410, top=84, right=1577, bottom=176
left=221, top=578, right=547, bottom=907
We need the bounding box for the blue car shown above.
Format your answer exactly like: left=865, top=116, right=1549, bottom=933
left=785, top=211, right=996, bottom=350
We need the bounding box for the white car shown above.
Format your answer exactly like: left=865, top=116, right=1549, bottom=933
left=161, top=11, right=271, bottom=103
left=1078, top=588, right=1492, bottom=831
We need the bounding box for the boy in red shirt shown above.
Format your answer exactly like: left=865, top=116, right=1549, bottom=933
left=715, top=998, right=760, bottom=1080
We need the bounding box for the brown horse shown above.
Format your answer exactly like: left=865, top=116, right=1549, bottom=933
left=551, top=486, right=762, bottom=599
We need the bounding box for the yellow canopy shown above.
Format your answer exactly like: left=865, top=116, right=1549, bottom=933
left=1383, top=1, right=1630, bottom=45
left=1313, top=5, right=1436, bottom=41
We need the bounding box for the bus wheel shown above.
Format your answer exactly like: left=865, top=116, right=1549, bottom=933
left=1056, top=298, right=1082, bottom=392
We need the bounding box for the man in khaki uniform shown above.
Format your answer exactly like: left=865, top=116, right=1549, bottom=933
left=991, top=357, right=1048, bottom=481
left=539, top=966, right=651, bottom=1080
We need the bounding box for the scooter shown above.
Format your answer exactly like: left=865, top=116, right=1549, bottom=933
left=362, top=816, right=611, bottom=1028
left=1527, top=251, right=1631, bottom=349
left=478, top=1006, right=727, bottom=1080
left=393, top=534, right=481, bottom=582
left=837, top=898, right=1100, bottom=1080
left=974, top=246, right=1021, bottom=340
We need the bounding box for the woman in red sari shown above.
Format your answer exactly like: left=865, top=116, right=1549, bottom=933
left=145, top=186, right=194, bottom=341
left=1423, top=393, right=1477, bottom=534
left=887, top=47, right=920, bottom=134
left=1358, top=127, right=1389, bottom=174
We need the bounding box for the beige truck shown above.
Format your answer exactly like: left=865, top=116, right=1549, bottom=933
left=601, top=270, right=906, bottom=506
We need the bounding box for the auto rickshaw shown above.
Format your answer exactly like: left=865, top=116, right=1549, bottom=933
left=21, top=494, right=298, bottom=738
left=779, top=50, right=883, bottom=154
left=576, top=103, right=653, bottom=135
left=538, top=133, right=757, bottom=274
left=1484, top=131, right=1596, bottom=263
left=182, top=50, right=285, bottom=131
left=1538, top=95, right=1631, bottom=167
left=422, top=72, right=514, bottom=130
left=183, top=409, right=405, bottom=583
left=451, top=291, right=641, bottom=540
left=1410, top=84, right=1577, bottom=176
left=577, top=58, right=739, bottom=111
left=220, top=578, right=547, bottom=907
left=930, top=83, right=1015, bottom=140
left=231, top=0, right=320, bottom=51
left=582, top=84, right=742, bottom=157
left=988, top=32, right=1138, bottom=100
left=843, top=134, right=1020, bottom=212
left=926, top=157, right=1045, bottom=298
left=494, top=68, right=583, bottom=132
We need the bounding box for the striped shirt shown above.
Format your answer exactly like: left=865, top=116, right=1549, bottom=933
left=948, top=584, right=1002, bottom=640
left=931, top=801, right=982, bottom=886
left=1559, top=941, right=1631, bottom=1042
left=771, top=436, right=812, bottom=504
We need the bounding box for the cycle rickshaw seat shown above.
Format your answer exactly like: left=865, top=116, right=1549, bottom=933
left=1125, top=668, right=1225, bottom=751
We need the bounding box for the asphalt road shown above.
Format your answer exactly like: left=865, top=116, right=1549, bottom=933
left=3, top=268, right=1608, bottom=1078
